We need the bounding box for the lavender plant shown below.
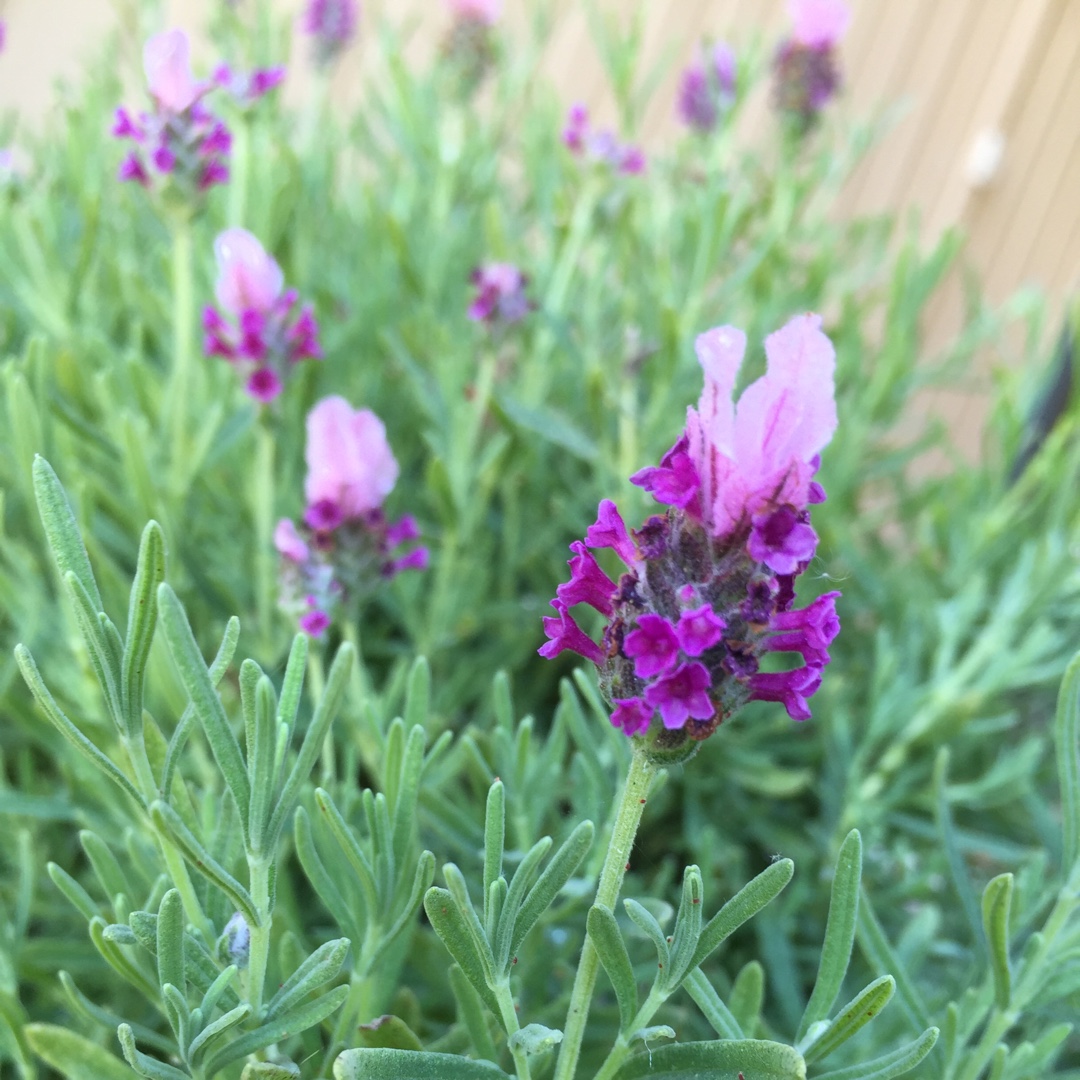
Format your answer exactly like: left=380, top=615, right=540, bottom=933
left=1, top=1, right=1080, bottom=1078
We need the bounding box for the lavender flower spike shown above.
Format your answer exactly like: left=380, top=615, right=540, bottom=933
left=468, top=263, right=533, bottom=326
left=276, top=396, right=426, bottom=637
left=677, top=42, right=737, bottom=133
left=772, top=0, right=850, bottom=130
left=302, top=0, right=359, bottom=67
left=203, top=228, right=321, bottom=401
left=113, top=29, right=231, bottom=199
left=540, top=314, right=841, bottom=748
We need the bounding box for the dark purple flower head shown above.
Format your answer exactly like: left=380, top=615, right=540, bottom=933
left=302, top=0, right=359, bottom=67
left=540, top=315, right=840, bottom=746
left=677, top=42, right=737, bottom=133
left=772, top=0, right=849, bottom=130
left=113, top=30, right=231, bottom=202
left=468, top=263, right=533, bottom=326
left=441, top=0, right=500, bottom=93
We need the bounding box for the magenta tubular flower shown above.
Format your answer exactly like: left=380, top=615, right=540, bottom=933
left=113, top=29, right=231, bottom=199
left=611, top=697, right=653, bottom=737
left=276, top=397, right=426, bottom=636
left=624, top=614, right=680, bottom=679
left=540, top=313, right=840, bottom=744
left=468, top=263, right=533, bottom=326
left=202, top=228, right=320, bottom=401
left=773, top=0, right=850, bottom=130
left=677, top=42, right=736, bottom=133
left=302, top=0, right=359, bottom=67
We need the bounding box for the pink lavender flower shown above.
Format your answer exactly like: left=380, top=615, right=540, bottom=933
left=302, top=0, right=359, bottom=67
left=677, top=42, right=736, bottom=133
left=447, top=0, right=500, bottom=24
left=202, top=228, right=321, bottom=402
left=562, top=104, right=646, bottom=175
left=212, top=62, right=286, bottom=107
left=773, top=0, right=849, bottom=130
left=113, top=29, right=231, bottom=197
left=276, top=397, right=426, bottom=636
left=540, top=314, right=840, bottom=744
left=468, top=263, right=533, bottom=326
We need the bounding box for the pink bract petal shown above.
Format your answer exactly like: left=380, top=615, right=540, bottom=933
left=304, top=396, right=400, bottom=519
left=687, top=314, right=836, bottom=538
left=213, top=228, right=284, bottom=315
left=144, top=30, right=201, bottom=113
left=273, top=518, right=310, bottom=563
left=447, top=0, right=501, bottom=23
left=788, top=0, right=851, bottom=48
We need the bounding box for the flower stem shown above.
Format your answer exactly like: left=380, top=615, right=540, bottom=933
left=553, top=743, right=656, bottom=1080
left=124, top=732, right=214, bottom=942
left=253, top=418, right=275, bottom=653
left=495, top=980, right=532, bottom=1080
left=228, top=117, right=250, bottom=227
left=167, top=213, right=195, bottom=494
left=246, top=856, right=273, bottom=1018
left=593, top=984, right=667, bottom=1080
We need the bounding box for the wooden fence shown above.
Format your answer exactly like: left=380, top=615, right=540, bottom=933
left=3, top=0, right=1079, bottom=448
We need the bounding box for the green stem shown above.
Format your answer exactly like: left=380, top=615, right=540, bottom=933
left=495, top=980, right=532, bottom=1080
left=308, top=648, right=335, bottom=784
left=253, top=419, right=275, bottom=653
left=124, top=732, right=214, bottom=942
left=954, top=866, right=1080, bottom=1080
left=525, top=180, right=598, bottom=401
left=228, top=117, right=250, bottom=227
left=246, top=857, right=273, bottom=1018
left=593, top=984, right=667, bottom=1080
left=553, top=744, right=656, bottom=1080
left=167, top=214, right=196, bottom=494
